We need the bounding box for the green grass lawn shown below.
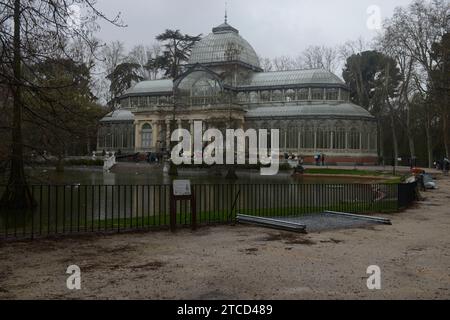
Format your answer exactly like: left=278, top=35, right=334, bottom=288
left=1, top=199, right=399, bottom=237
left=303, top=168, right=405, bottom=184
left=304, top=168, right=387, bottom=176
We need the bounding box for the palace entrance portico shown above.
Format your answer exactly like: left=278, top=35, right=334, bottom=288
left=133, top=106, right=245, bottom=154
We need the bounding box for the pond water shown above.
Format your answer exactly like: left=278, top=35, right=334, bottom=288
left=23, top=166, right=382, bottom=186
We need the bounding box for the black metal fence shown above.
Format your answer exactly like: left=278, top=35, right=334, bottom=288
left=0, top=182, right=415, bottom=240
left=397, top=181, right=418, bottom=209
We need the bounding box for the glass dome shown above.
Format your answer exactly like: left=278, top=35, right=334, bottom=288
left=175, top=70, right=224, bottom=106
left=188, top=22, right=261, bottom=69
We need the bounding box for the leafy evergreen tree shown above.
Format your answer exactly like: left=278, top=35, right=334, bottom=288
left=147, top=29, right=201, bottom=79
left=107, top=62, right=143, bottom=107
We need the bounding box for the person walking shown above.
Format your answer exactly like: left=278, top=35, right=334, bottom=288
left=444, top=157, right=450, bottom=176
left=321, top=153, right=325, bottom=167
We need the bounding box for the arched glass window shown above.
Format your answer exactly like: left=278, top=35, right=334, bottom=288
left=249, top=91, right=259, bottom=103
left=348, top=128, right=360, bottom=150
left=138, top=96, right=147, bottom=107
left=369, top=130, right=377, bottom=151
left=272, top=90, right=283, bottom=102
left=361, top=132, right=369, bottom=150
left=311, top=88, right=323, bottom=100
left=285, top=89, right=295, bottom=102
left=237, top=92, right=247, bottom=103
left=176, top=70, right=222, bottom=106
left=260, top=91, right=270, bottom=102
left=287, top=126, right=298, bottom=149
left=131, top=97, right=139, bottom=107
left=141, top=123, right=153, bottom=149
left=149, top=96, right=158, bottom=105
left=326, top=88, right=339, bottom=100
left=300, top=128, right=314, bottom=149
left=333, top=128, right=346, bottom=150
left=297, top=88, right=309, bottom=100
left=159, top=96, right=167, bottom=105
left=317, top=129, right=331, bottom=149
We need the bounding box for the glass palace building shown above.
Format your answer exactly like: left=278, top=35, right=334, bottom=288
left=97, top=20, right=378, bottom=164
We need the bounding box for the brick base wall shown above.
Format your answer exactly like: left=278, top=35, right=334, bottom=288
left=301, top=155, right=378, bottom=166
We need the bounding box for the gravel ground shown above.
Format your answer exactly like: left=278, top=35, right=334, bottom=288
left=271, top=212, right=385, bottom=232
left=0, top=176, right=449, bottom=300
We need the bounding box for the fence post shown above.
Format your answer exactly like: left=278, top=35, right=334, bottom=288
left=170, top=185, right=176, bottom=232
left=191, top=194, right=197, bottom=231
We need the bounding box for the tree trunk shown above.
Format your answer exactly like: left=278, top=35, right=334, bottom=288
left=377, top=118, right=384, bottom=165
left=405, top=102, right=416, bottom=159
left=425, top=114, right=433, bottom=168
left=443, top=112, right=449, bottom=158
left=407, top=130, right=416, bottom=159
left=0, top=0, right=34, bottom=210
left=389, top=112, right=399, bottom=167
left=406, top=111, right=416, bottom=165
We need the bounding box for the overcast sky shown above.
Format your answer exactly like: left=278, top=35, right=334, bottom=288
left=94, top=0, right=414, bottom=58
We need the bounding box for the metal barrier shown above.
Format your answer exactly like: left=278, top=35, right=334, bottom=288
left=0, top=182, right=407, bottom=240
left=397, top=181, right=418, bottom=209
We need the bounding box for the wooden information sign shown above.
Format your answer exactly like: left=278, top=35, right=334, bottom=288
left=170, top=180, right=196, bottom=232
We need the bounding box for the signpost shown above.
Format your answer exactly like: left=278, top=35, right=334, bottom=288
left=173, top=180, right=191, bottom=196
left=170, top=180, right=196, bottom=232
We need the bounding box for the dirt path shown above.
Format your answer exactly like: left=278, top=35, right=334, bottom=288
left=1, top=177, right=449, bottom=300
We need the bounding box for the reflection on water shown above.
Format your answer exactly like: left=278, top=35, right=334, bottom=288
left=24, top=167, right=380, bottom=185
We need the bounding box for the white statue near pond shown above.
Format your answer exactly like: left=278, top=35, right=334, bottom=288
left=103, top=151, right=116, bottom=172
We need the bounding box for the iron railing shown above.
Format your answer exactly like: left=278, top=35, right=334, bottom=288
left=397, top=181, right=418, bottom=209
left=0, top=182, right=414, bottom=240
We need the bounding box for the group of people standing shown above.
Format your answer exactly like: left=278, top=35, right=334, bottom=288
left=286, top=152, right=326, bottom=166
left=314, top=153, right=326, bottom=166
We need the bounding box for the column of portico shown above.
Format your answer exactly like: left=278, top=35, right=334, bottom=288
left=152, top=120, right=159, bottom=151
left=134, top=120, right=141, bottom=152
left=330, top=131, right=334, bottom=150
left=189, top=119, right=194, bottom=155
left=157, top=120, right=165, bottom=152
left=165, top=120, right=171, bottom=150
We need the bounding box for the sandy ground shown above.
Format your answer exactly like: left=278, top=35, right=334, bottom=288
left=0, top=176, right=449, bottom=300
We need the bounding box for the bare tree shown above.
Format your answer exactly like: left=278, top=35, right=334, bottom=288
left=272, top=56, right=296, bottom=71
left=339, top=37, right=373, bottom=62
left=258, top=56, right=273, bottom=72
left=127, top=43, right=163, bottom=80
left=127, top=44, right=150, bottom=79
left=97, top=40, right=126, bottom=103
left=101, top=41, right=126, bottom=75
left=382, top=0, right=449, bottom=166
left=0, top=0, right=123, bottom=209
left=378, top=29, right=418, bottom=161
left=301, top=45, right=340, bottom=74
